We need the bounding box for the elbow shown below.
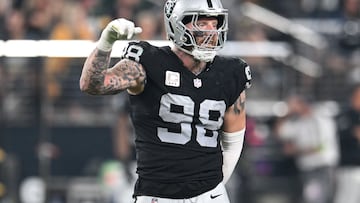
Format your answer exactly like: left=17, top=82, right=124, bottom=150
left=79, top=79, right=86, bottom=91
left=79, top=78, right=90, bottom=93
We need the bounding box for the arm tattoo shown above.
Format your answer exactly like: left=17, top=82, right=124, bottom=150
left=86, top=49, right=111, bottom=94
left=233, top=92, right=246, bottom=114
left=104, top=59, right=146, bottom=94
left=81, top=49, right=145, bottom=95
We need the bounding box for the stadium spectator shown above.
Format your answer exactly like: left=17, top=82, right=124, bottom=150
left=275, top=94, right=339, bottom=203
left=334, top=84, right=360, bottom=203
left=110, top=0, right=141, bottom=20
left=23, top=0, right=54, bottom=39
left=300, top=0, right=342, bottom=18
left=135, top=10, right=164, bottom=40
left=4, top=9, right=26, bottom=40
left=342, top=0, right=360, bottom=19
left=2, top=9, right=39, bottom=123
left=44, top=1, right=97, bottom=111
left=347, top=50, right=360, bottom=86
left=338, top=0, right=360, bottom=50
left=0, top=0, right=10, bottom=39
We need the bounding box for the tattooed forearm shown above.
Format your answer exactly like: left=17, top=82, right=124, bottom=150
left=88, top=50, right=112, bottom=94
left=80, top=49, right=111, bottom=94
left=233, top=92, right=246, bottom=114
left=80, top=49, right=146, bottom=95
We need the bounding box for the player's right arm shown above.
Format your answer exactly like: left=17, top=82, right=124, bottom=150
left=79, top=18, right=145, bottom=95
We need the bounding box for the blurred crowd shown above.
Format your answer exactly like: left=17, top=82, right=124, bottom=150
left=0, top=0, right=360, bottom=203
left=0, top=0, right=167, bottom=126
left=0, top=0, right=359, bottom=124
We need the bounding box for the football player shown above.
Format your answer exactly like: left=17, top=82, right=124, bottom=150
left=80, top=0, right=252, bottom=202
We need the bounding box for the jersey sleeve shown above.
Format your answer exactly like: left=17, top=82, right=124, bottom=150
left=121, top=40, right=154, bottom=67
left=238, top=58, right=252, bottom=90
left=229, top=58, right=252, bottom=105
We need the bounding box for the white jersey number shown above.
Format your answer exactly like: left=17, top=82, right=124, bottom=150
left=123, top=44, right=144, bottom=62
left=158, top=93, right=226, bottom=147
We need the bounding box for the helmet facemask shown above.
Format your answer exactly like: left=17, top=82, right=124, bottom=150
left=164, top=0, right=228, bottom=62
left=180, top=14, right=228, bottom=62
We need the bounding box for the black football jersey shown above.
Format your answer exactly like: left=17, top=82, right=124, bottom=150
left=122, top=41, right=251, bottom=198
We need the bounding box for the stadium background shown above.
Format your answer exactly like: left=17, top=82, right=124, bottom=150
left=0, top=0, right=359, bottom=202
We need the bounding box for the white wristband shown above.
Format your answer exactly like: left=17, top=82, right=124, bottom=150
left=96, top=38, right=113, bottom=52
left=221, top=128, right=245, bottom=184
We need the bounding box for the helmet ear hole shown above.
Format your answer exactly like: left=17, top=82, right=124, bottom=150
left=182, top=34, right=192, bottom=45
left=181, top=36, right=188, bottom=42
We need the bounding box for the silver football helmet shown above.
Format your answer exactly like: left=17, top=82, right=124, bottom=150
left=164, top=0, right=228, bottom=62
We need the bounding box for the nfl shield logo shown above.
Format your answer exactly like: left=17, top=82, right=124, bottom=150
left=193, top=78, right=202, bottom=88
left=151, top=198, right=158, bottom=203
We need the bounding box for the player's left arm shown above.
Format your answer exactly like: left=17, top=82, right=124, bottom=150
left=221, top=90, right=247, bottom=184
left=223, top=91, right=246, bottom=132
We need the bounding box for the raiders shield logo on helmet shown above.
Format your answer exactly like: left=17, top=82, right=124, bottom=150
left=164, top=0, right=177, bottom=18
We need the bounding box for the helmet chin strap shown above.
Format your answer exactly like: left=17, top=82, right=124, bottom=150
left=173, top=41, right=217, bottom=62
left=191, top=49, right=217, bottom=62
left=175, top=44, right=216, bottom=62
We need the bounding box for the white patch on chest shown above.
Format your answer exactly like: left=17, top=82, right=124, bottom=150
left=165, top=71, right=180, bottom=87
